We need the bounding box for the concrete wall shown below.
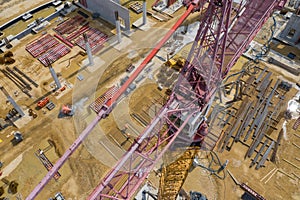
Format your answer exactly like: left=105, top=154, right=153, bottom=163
left=268, top=57, right=300, bottom=75
left=80, top=0, right=130, bottom=31
left=279, top=14, right=300, bottom=44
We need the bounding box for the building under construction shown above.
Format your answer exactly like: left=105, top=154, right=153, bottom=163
left=0, top=0, right=299, bottom=200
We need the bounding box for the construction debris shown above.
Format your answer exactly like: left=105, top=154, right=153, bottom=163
left=0, top=51, right=15, bottom=65
left=260, top=167, right=277, bottom=182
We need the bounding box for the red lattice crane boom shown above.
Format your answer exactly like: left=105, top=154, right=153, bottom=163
left=27, top=0, right=286, bottom=199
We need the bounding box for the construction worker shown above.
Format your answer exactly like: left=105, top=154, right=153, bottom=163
left=125, top=133, right=131, bottom=141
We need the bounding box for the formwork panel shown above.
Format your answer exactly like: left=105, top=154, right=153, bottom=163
left=38, top=43, right=71, bottom=66
left=74, top=27, right=108, bottom=53
left=26, top=34, right=59, bottom=58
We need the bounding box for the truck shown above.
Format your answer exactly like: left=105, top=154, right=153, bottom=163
left=37, top=97, right=49, bottom=108
left=11, top=131, right=23, bottom=146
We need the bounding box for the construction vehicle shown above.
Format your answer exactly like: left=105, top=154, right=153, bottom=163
left=165, top=57, right=185, bottom=72
left=28, top=109, right=37, bottom=118
left=46, top=102, right=55, bottom=111
left=14, top=131, right=23, bottom=142
left=11, top=131, right=23, bottom=145
left=61, top=104, right=74, bottom=116
left=37, top=97, right=50, bottom=108
left=165, top=58, right=177, bottom=67
left=49, top=192, right=65, bottom=200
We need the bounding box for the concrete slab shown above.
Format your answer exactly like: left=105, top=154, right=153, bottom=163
left=274, top=13, right=300, bottom=49
left=127, top=50, right=139, bottom=59
left=154, top=21, right=199, bottom=60
left=14, top=110, right=33, bottom=129
left=132, top=17, right=156, bottom=31
left=110, top=36, right=132, bottom=51
left=81, top=56, right=105, bottom=73
left=0, top=146, right=33, bottom=178
left=123, top=30, right=134, bottom=37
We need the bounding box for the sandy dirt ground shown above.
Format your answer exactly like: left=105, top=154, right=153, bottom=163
left=0, top=1, right=116, bottom=199
left=0, top=1, right=191, bottom=199
left=0, top=0, right=51, bottom=24
left=0, top=0, right=299, bottom=200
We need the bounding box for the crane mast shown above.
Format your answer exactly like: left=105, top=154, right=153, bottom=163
left=27, top=0, right=287, bottom=199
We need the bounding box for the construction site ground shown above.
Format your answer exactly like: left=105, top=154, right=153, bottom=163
left=0, top=0, right=299, bottom=200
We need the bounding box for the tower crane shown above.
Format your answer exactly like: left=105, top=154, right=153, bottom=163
left=27, top=0, right=287, bottom=199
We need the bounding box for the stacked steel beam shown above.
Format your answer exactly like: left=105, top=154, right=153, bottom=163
left=66, top=24, right=90, bottom=41
left=26, top=34, right=59, bottom=57
left=35, top=149, right=61, bottom=181
left=54, top=34, right=74, bottom=48
left=54, top=15, right=86, bottom=35
left=74, top=27, right=108, bottom=53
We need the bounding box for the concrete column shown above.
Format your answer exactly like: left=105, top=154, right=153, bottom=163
left=143, top=1, right=147, bottom=25
left=83, top=33, right=94, bottom=66
left=49, top=66, right=62, bottom=90
left=0, top=86, right=24, bottom=117
left=8, top=96, right=24, bottom=117
left=115, top=11, right=122, bottom=43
